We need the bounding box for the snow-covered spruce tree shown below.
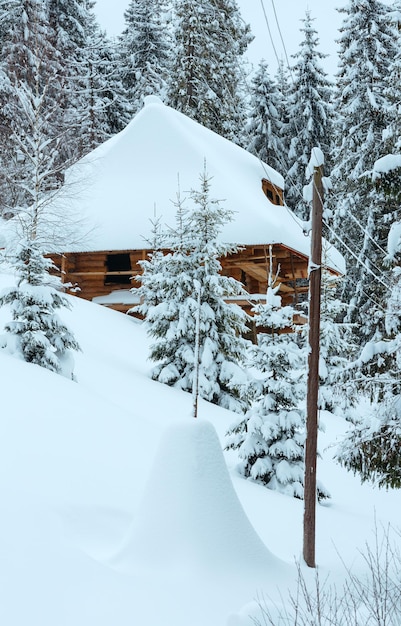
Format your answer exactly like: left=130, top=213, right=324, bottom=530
left=47, top=0, right=112, bottom=165
left=246, top=60, right=287, bottom=176
left=331, top=0, right=397, bottom=339
left=167, top=0, right=252, bottom=143
left=48, top=0, right=89, bottom=154
left=381, top=3, right=401, bottom=154
left=0, top=26, right=80, bottom=376
left=226, top=276, right=330, bottom=500
left=118, top=0, right=171, bottom=116
left=335, top=293, right=401, bottom=488
left=131, top=215, right=170, bottom=318
left=0, top=240, right=79, bottom=375
left=314, top=268, right=358, bottom=418
left=286, top=11, right=333, bottom=220
left=78, top=12, right=131, bottom=154
left=336, top=158, right=401, bottom=488
left=273, top=59, right=291, bottom=174
left=0, top=0, right=61, bottom=215
left=134, top=169, right=252, bottom=413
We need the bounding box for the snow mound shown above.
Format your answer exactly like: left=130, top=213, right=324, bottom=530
left=143, top=94, right=164, bottom=106
left=112, top=419, right=286, bottom=577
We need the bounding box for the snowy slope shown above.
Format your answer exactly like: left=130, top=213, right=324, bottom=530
left=0, top=276, right=398, bottom=626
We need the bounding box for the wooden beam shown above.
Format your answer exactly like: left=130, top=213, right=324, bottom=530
left=237, top=262, right=267, bottom=283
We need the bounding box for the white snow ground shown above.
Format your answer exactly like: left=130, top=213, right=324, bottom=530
left=0, top=273, right=399, bottom=626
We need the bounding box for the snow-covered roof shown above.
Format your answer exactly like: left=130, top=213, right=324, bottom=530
left=54, top=97, right=344, bottom=273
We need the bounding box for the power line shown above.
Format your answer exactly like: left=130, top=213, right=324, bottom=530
left=258, top=0, right=280, bottom=66
left=253, top=1, right=395, bottom=296
left=322, top=218, right=390, bottom=291
left=269, top=0, right=292, bottom=72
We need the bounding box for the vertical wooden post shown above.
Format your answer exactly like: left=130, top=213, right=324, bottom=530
left=303, top=162, right=324, bottom=568
left=60, top=254, right=67, bottom=284
left=192, top=281, right=201, bottom=419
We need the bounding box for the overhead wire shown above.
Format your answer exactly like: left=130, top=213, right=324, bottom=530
left=261, top=0, right=387, bottom=248
left=322, top=218, right=390, bottom=291
left=269, top=0, right=292, bottom=74
left=258, top=0, right=280, bottom=66
left=254, top=0, right=394, bottom=296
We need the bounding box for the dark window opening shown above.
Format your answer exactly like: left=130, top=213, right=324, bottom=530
left=104, top=253, right=132, bottom=285
left=106, top=253, right=131, bottom=271
left=266, top=188, right=274, bottom=201
left=104, top=274, right=132, bottom=285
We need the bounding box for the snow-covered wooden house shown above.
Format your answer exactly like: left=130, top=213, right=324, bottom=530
left=48, top=96, right=343, bottom=315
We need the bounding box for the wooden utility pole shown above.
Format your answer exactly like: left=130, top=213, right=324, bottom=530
left=303, top=159, right=324, bottom=568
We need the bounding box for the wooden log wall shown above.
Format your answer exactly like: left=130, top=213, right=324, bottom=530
left=221, top=244, right=309, bottom=307
left=51, top=243, right=312, bottom=314
left=51, top=250, right=146, bottom=306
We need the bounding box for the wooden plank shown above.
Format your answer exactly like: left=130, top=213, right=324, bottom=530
left=237, top=262, right=268, bottom=283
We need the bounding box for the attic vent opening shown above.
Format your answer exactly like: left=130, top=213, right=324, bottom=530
left=105, top=253, right=132, bottom=285
left=262, top=178, right=284, bottom=206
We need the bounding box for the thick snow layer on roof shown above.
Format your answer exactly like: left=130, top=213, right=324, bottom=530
left=54, top=99, right=344, bottom=273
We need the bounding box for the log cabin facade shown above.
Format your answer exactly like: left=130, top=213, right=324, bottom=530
left=46, top=97, right=344, bottom=316
left=52, top=241, right=310, bottom=317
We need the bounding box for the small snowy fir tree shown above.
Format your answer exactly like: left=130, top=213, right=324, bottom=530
left=226, top=261, right=329, bottom=500
left=131, top=216, right=169, bottom=319
left=0, top=240, right=80, bottom=376
left=336, top=318, right=401, bottom=488
left=134, top=168, right=251, bottom=413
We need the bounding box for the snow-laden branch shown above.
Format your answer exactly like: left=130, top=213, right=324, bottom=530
left=305, top=147, right=325, bottom=179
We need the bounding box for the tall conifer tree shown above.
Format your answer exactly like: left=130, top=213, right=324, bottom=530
left=0, top=1, right=80, bottom=375
left=118, top=0, right=171, bottom=116
left=167, top=0, right=252, bottom=142
left=49, top=0, right=127, bottom=159
left=336, top=176, right=401, bottom=488
left=332, top=0, right=396, bottom=340
left=286, top=11, right=333, bottom=219
left=246, top=60, right=286, bottom=176
left=0, top=0, right=61, bottom=215
left=79, top=13, right=131, bottom=153
left=134, top=169, right=251, bottom=413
